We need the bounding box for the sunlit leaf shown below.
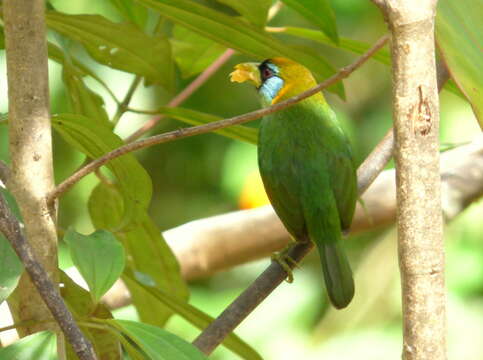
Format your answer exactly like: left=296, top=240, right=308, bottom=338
left=109, top=0, right=148, bottom=28
left=156, top=106, right=258, bottom=144
left=218, top=0, right=271, bottom=27
left=170, top=25, right=226, bottom=78
left=89, top=183, right=189, bottom=327
left=123, top=274, right=263, bottom=360
left=62, top=60, right=111, bottom=127
left=64, top=229, right=125, bottom=302
left=133, top=0, right=344, bottom=97
left=281, top=0, right=339, bottom=44
left=436, top=0, right=483, bottom=127
left=46, top=12, right=174, bottom=90
left=60, top=271, right=122, bottom=360
left=52, top=113, right=152, bottom=227
left=0, top=235, right=22, bottom=304
left=0, top=331, right=56, bottom=360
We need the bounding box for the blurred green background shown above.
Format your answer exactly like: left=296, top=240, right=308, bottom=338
left=0, top=0, right=481, bottom=359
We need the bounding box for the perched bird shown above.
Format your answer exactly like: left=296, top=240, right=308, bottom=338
left=230, top=58, right=357, bottom=308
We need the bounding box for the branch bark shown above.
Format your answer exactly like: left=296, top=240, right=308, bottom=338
left=4, top=0, right=58, bottom=336
left=3, top=1, right=97, bottom=359
left=384, top=1, right=446, bottom=359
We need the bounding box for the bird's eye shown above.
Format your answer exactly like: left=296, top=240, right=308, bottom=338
left=261, top=66, right=273, bottom=81
left=259, top=62, right=275, bottom=82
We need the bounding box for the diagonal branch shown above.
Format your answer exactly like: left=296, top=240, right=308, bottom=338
left=47, top=35, right=389, bottom=205
left=0, top=193, right=96, bottom=359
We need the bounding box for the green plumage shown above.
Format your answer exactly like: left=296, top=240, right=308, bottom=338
left=258, top=96, right=357, bottom=309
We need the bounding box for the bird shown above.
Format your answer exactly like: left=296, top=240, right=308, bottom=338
left=230, top=58, right=357, bottom=309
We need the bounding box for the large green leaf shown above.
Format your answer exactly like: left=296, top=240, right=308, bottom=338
left=281, top=0, right=339, bottom=44
left=133, top=0, right=345, bottom=97
left=89, top=183, right=188, bottom=326
left=52, top=113, right=152, bottom=228
left=278, top=26, right=463, bottom=97
left=110, top=320, right=208, bottom=360
left=60, top=271, right=122, bottom=360
left=123, top=274, right=263, bottom=360
left=64, top=229, right=125, bottom=303
left=46, top=12, right=174, bottom=90
left=170, top=25, right=226, bottom=78
left=436, top=0, right=483, bottom=127
left=0, top=331, right=57, bottom=360
left=218, top=0, right=271, bottom=27
left=156, top=106, right=258, bottom=144
left=62, top=60, right=111, bottom=127
left=109, top=0, right=149, bottom=28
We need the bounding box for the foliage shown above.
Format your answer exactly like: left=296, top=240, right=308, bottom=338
left=0, top=0, right=481, bottom=359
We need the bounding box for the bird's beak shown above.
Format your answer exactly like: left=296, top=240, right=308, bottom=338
left=230, top=62, right=261, bottom=88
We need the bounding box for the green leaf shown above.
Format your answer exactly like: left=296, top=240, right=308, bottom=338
left=60, top=271, right=122, bottom=360
left=110, top=320, right=208, bottom=360
left=64, top=229, right=125, bottom=302
left=157, top=106, right=258, bottom=144
left=0, top=234, right=23, bottom=304
left=52, top=113, right=152, bottom=227
left=109, top=0, right=149, bottom=28
left=123, top=274, right=263, bottom=360
left=217, top=0, right=271, bottom=27
left=62, top=61, right=111, bottom=127
left=89, top=183, right=189, bottom=326
left=46, top=12, right=175, bottom=90
left=281, top=0, right=339, bottom=44
left=0, top=188, right=24, bottom=304
left=278, top=26, right=390, bottom=64
left=0, top=26, right=4, bottom=49
left=133, top=0, right=345, bottom=97
left=0, top=331, right=57, bottom=360
left=170, top=25, right=226, bottom=78
left=436, top=0, right=483, bottom=127
left=278, top=26, right=463, bottom=98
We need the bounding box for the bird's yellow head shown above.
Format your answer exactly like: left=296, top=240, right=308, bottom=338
left=230, top=57, right=319, bottom=106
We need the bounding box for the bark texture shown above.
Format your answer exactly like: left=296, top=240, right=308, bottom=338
left=385, top=1, right=446, bottom=359
left=4, top=0, right=58, bottom=335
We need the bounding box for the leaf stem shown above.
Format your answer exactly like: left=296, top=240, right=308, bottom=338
left=111, top=75, right=142, bottom=125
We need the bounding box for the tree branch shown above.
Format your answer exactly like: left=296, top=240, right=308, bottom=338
left=4, top=0, right=59, bottom=336
left=0, top=194, right=97, bottom=360
left=384, top=1, right=445, bottom=359
left=47, top=35, right=389, bottom=205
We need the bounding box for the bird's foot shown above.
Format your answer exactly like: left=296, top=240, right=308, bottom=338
left=271, top=245, right=300, bottom=283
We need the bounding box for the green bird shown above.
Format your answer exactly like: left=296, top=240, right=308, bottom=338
left=230, top=58, right=357, bottom=308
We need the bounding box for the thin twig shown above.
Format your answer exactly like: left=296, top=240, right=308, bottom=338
left=47, top=35, right=389, bottom=205
left=111, top=76, right=142, bottom=125
left=0, top=194, right=97, bottom=360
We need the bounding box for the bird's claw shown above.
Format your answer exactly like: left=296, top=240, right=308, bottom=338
left=271, top=247, right=300, bottom=283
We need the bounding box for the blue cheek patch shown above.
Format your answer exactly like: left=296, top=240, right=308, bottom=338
left=259, top=76, right=284, bottom=104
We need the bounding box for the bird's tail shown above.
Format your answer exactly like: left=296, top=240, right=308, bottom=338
left=315, top=240, right=354, bottom=309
